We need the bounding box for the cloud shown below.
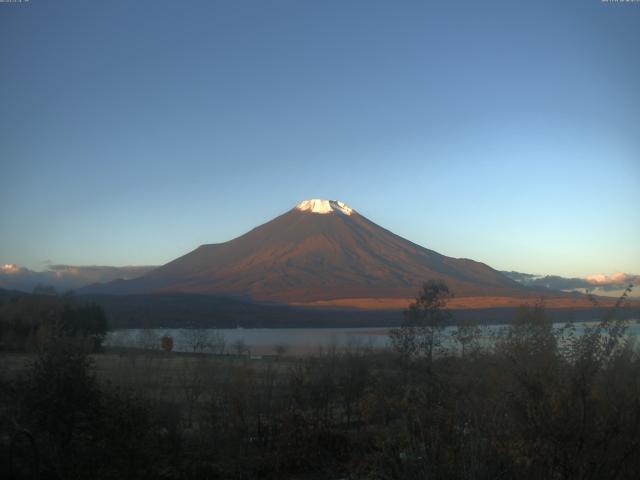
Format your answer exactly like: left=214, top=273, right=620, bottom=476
left=584, top=272, right=637, bottom=287
left=0, top=264, right=157, bottom=293
left=1, top=264, right=21, bottom=274
left=501, top=271, right=543, bottom=283
left=502, top=271, right=639, bottom=295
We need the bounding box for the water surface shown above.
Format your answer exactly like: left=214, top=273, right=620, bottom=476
left=105, top=320, right=640, bottom=356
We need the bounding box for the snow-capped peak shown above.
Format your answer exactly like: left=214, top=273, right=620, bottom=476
left=296, top=199, right=353, bottom=216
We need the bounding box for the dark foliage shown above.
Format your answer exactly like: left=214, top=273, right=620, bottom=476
left=0, top=292, right=108, bottom=352
left=59, top=304, right=108, bottom=351
left=1, top=284, right=639, bottom=479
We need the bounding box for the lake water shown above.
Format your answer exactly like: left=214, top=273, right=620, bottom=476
left=105, top=320, right=640, bottom=356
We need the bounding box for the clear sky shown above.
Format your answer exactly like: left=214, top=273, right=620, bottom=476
left=1, top=0, right=638, bottom=277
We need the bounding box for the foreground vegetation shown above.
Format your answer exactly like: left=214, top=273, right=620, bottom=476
left=1, top=283, right=639, bottom=479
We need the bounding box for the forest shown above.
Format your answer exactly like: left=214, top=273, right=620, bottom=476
left=0, top=282, right=639, bottom=479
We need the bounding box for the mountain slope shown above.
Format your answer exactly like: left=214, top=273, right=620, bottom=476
left=84, top=199, right=528, bottom=302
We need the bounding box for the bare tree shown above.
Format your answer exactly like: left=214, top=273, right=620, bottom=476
left=179, top=358, right=206, bottom=427
left=137, top=329, right=160, bottom=351
left=184, top=328, right=209, bottom=354
left=452, top=318, right=483, bottom=357
left=273, top=344, right=288, bottom=359
left=207, top=330, right=226, bottom=355
left=233, top=338, right=248, bottom=357
left=390, top=280, right=453, bottom=365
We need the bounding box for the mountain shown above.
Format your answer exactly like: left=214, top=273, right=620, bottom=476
left=82, top=199, right=529, bottom=303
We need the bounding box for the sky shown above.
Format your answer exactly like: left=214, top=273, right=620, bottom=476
left=1, top=0, right=638, bottom=278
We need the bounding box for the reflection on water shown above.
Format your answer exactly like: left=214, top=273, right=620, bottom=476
left=105, top=320, right=640, bottom=356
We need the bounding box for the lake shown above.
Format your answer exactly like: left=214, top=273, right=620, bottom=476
left=105, top=320, right=640, bottom=356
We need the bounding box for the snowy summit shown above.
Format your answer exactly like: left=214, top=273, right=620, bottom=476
left=296, top=199, right=353, bottom=216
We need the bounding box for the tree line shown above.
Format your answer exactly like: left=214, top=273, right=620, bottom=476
left=0, top=290, right=108, bottom=352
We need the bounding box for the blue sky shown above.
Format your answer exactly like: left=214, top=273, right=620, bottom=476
left=1, top=0, right=638, bottom=277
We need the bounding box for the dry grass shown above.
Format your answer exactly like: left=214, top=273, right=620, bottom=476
left=290, top=295, right=639, bottom=310
left=0, top=351, right=291, bottom=393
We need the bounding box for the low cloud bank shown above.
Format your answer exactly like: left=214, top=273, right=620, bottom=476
left=502, top=271, right=639, bottom=296
left=0, top=263, right=157, bottom=293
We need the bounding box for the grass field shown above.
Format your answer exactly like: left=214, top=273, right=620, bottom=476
left=1, top=349, right=297, bottom=428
